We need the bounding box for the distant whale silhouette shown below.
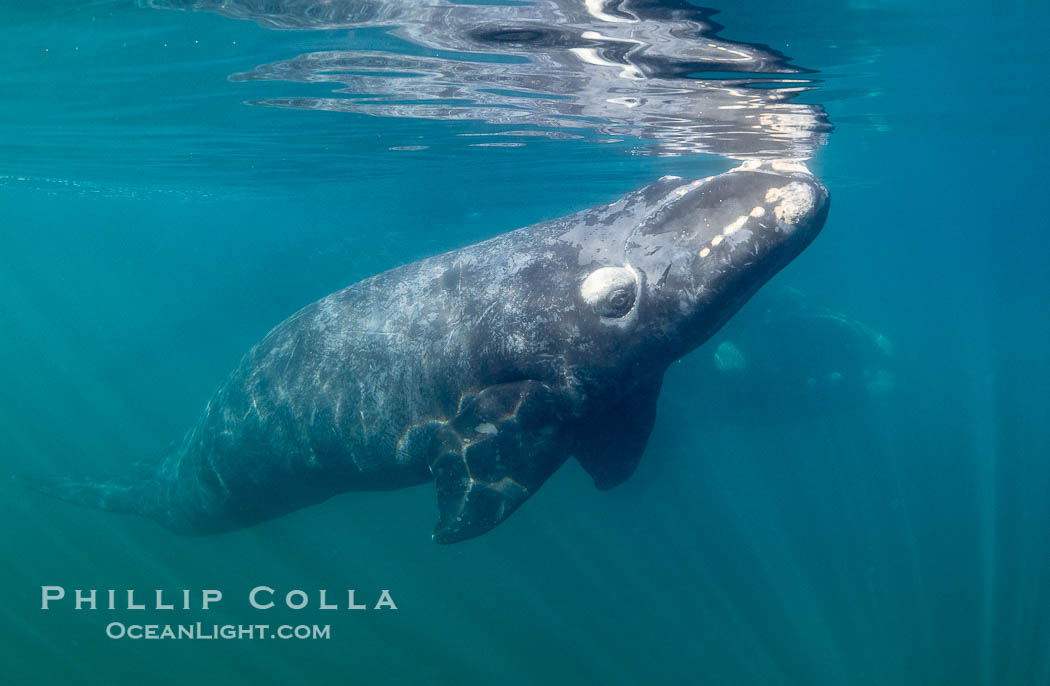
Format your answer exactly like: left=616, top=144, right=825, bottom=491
left=33, top=162, right=828, bottom=542
left=701, top=287, right=895, bottom=418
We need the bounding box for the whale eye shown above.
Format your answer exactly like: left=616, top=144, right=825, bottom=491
left=580, top=266, right=638, bottom=318
left=606, top=289, right=631, bottom=313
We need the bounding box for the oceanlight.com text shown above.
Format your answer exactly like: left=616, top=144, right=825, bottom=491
left=105, top=622, right=331, bottom=640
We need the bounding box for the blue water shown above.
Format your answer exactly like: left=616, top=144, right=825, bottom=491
left=3, top=1, right=1049, bottom=684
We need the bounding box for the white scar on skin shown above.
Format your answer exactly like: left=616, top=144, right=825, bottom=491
left=699, top=247, right=711, bottom=258
left=765, top=182, right=815, bottom=226
left=750, top=206, right=766, bottom=217
left=711, top=234, right=725, bottom=246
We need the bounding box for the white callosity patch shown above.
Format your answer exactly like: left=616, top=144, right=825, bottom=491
left=728, top=160, right=815, bottom=177
left=723, top=215, right=748, bottom=236
left=702, top=213, right=751, bottom=257
left=765, top=182, right=816, bottom=228
left=699, top=198, right=779, bottom=259
left=770, top=159, right=812, bottom=174
left=729, top=160, right=763, bottom=173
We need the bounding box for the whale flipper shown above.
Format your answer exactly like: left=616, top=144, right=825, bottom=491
left=429, top=380, right=567, bottom=543
left=574, top=375, right=663, bottom=490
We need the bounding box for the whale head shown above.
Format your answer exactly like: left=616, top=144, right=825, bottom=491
left=565, top=163, right=829, bottom=376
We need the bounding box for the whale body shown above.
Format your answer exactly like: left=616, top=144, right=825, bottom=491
left=36, top=163, right=829, bottom=543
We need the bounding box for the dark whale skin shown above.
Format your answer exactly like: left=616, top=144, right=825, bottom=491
left=35, top=162, right=829, bottom=543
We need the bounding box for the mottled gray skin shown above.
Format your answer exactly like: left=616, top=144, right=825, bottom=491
left=40, top=163, right=828, bottom=543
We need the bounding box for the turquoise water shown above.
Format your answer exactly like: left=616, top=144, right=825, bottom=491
left=3, top=1, right=1049, bottom=683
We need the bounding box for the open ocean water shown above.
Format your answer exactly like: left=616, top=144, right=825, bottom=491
left=2, top=1, right=1049, bottom=684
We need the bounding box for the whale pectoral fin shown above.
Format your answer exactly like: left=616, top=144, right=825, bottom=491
left=574, top=375, right=663, bottom=490
left=429, top=380, right=567, bottom=544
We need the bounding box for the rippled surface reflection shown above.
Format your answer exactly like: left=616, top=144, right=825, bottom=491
left=148, top=0, right=830, bottom=160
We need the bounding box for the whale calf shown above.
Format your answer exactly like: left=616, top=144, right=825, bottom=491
left=36, top=163, right=829, bottom=543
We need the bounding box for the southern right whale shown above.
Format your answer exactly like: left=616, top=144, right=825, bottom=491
left=33, top=162, right=829, bottom=543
